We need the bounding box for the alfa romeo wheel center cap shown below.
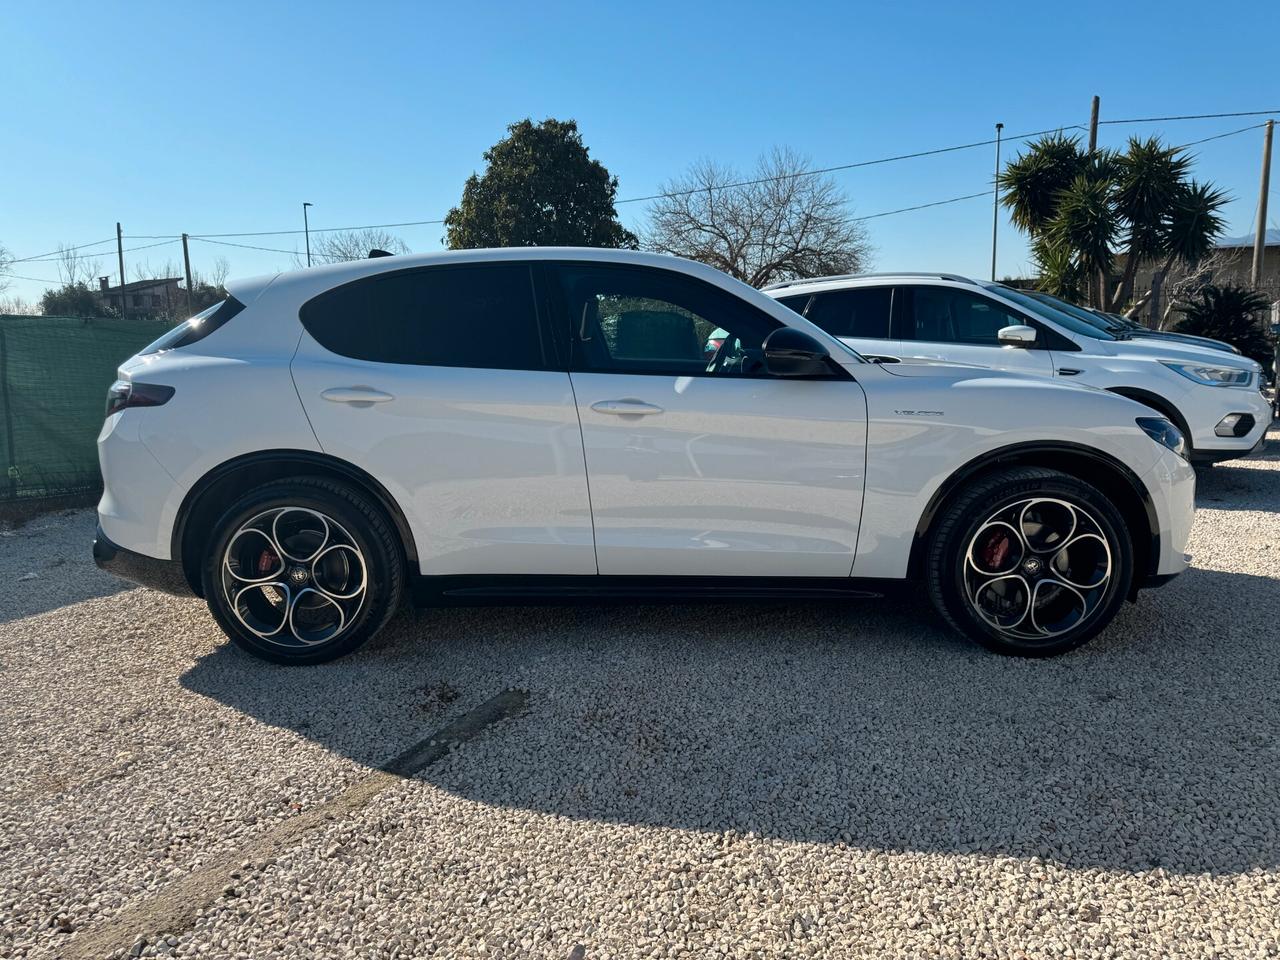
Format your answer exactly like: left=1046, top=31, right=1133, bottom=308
left=1021, top=557, right=1044, bottom=577
left=288, top=565, right=310, bottom=586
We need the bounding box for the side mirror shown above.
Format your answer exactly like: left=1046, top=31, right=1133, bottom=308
left=998, top=324, right=1037, bottom=347
left=763, top=327, right=832, bottom=377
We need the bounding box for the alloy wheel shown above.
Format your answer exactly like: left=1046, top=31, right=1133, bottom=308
left=220, top=507, right=368, bottom=649
left=963, top=497, right=1113, bottom=642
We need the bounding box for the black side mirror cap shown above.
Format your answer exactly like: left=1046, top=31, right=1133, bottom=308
left=763, top=327, right=833, bottom=377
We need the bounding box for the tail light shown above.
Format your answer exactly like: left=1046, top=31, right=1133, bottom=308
left=106, top=380, right=175, bottom=417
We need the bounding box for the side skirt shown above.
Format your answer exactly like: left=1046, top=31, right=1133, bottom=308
left=409, top=574, right=907, bottom=608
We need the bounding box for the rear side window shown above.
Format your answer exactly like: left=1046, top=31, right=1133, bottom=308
left=140, top=298, right=245, bottom=355
left=300, top=263, right=549, bottom=369
left=805, top=288, right=892, bottom=339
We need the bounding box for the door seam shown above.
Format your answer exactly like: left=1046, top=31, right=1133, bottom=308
left=565, top=372, right=600, bottom=575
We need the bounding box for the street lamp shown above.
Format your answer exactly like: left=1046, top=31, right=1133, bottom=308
left=303, top=202, right=313, bottom=267
left=991, top=122, right=1003, bottom=282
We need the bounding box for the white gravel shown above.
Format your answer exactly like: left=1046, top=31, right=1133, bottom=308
left=2, top=430, right=1279, bottom=959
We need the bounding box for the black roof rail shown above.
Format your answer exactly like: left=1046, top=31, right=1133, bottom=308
left=761, top=272, right=977, bottom=291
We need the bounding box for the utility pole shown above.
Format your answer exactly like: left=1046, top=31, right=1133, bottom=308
left=1087, top=96, right=1102, bottom=308
left=991, top=122, right=1004, bottom=281
left=303, top=202, right=313, bottom=267
left=182, top=233, right=194, bottom=318
left=1252, top=120, right=1273, bottom=287
left=116, top=222, right=128, bottom=318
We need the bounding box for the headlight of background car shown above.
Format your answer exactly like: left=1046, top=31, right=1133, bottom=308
left=1136, top=417, right=1188, bottom=459
left=1159, top=360, right=1252, bottom=387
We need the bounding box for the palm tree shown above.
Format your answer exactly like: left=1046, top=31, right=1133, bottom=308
left=1161, top=180, right=1229, bottom=273
left=1110, top=137, right=1191, bottom=308
left=1029, top=236, right=1087, bottom=302
left=1045, top=173, right=1119, bottom=306
left=999, top=134, right=1227, bottom=315
left=998, top=132, right=1088, bottom=234
left=1174, top=283, right=1273, bottom=372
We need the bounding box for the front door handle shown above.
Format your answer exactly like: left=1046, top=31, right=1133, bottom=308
left=320, top=386, right=395, bottom=406
left=590, top=399, right=664, bottom=416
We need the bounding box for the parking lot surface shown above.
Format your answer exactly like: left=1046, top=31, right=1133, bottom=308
left=2, top=430, right=1279, bottom=959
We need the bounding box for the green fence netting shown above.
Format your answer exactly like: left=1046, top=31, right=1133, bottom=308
left=0, top=315, right=169, bottom=501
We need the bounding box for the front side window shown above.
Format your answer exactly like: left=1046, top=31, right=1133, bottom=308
left=805, top=288, right=892, bottom=339
left=902, top=286, right=1026, bottom=346
left=554, top=264, right=785, bottom=378
left=300, top=263, right=549, bottom=369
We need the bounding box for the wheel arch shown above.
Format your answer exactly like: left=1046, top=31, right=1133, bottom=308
left=172, top=449, right=418, bottom=597
left=908, top=441, right=1160, bottom=589
left=1105, top=386, right=1191, bottom=440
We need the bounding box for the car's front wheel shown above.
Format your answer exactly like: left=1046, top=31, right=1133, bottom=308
left=925, top=467, right=1133, bottom=657
left=201, top=478, right=404, bottom=664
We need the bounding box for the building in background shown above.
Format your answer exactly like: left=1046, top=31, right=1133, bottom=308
left=1118, top=229, right=1280, bottom=325
left=95, top=276, right=184, bottom=316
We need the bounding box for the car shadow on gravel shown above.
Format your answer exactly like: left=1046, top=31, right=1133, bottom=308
left=182, top=561, right=1280, bottom=878
left=1196, top=463, right=1280, bottom=510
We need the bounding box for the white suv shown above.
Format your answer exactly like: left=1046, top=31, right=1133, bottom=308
left=95, top=250, right=1194, bottom=663
left=765, top=273, right=1270, bottom=463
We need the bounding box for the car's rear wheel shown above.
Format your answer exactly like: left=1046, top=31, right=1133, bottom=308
left=201, top=478, right=404, bottom=664
left=925, top=467, right=1133, bottom=657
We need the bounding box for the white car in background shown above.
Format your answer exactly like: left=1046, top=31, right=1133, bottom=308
left=766, top=273, right=1270, bottom=463
left=96, top=250, right=1194, bottom=664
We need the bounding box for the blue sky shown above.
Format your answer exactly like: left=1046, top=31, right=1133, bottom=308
left=2, top=0, right=1277, bottom=303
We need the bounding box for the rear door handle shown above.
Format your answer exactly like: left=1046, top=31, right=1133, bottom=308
left=590, top=399, right=664, bottom=416
left=320, top=386, right=395, bottom=405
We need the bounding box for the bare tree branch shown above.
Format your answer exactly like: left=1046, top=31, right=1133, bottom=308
left=643, top=147, right=872, bottom=287
left=57, top=244, right=103, bottom=286
left=0, top=240, right=11, bottom=294
left=297, top=229, right=410, bottom=267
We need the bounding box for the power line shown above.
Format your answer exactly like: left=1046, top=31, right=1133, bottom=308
left=190, top=237, right=302, bottom=255
left=15, top=237, right=180, bottom=264
left=615, top=125, right=1087, bottom=205
left=8, top=108, right=1279, bottom=263
left=852, top=191, right=991, bottom=221
left=188, top=218, right=445, bottom=239
left=4, top=271, right=65, bottom=284
left=9, top=237, right=117, bottom=264
left=189, top=236, right=343, bottom=263
left=1100, top=109, right=1278, bottom=125
left=1175, top=123, right=1268, bottom=148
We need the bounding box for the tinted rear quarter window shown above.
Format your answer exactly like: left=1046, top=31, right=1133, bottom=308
left=300, top=263, right=549, bottom=369
left=775, top=294, right=811, bottom=315
left=140, top=297, right=245, bottom=355
left=804, top=288, right=892, bottom=339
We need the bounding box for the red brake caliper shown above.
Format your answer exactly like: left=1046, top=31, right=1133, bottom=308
left=258, top=550, right=279, bottom=575
left=982, top=533, right=1010, bottom=570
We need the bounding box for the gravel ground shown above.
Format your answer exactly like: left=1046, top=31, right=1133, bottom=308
left=2, top=430, right=1279, bottom=959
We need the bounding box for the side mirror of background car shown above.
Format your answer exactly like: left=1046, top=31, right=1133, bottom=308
left=763, top=328, right=832, bottom=377
left=998, top=324, right=1037, bottom=347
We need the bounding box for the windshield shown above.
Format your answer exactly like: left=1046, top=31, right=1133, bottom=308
left=1026, top=291, right=1126, bottom=333
left=985, top=285, right=1116, bottom=341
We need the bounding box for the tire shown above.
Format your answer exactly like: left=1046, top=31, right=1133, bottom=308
left=925, top=467, right=1133, bottom=657
left=201, top=477, right=404, bottom=665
